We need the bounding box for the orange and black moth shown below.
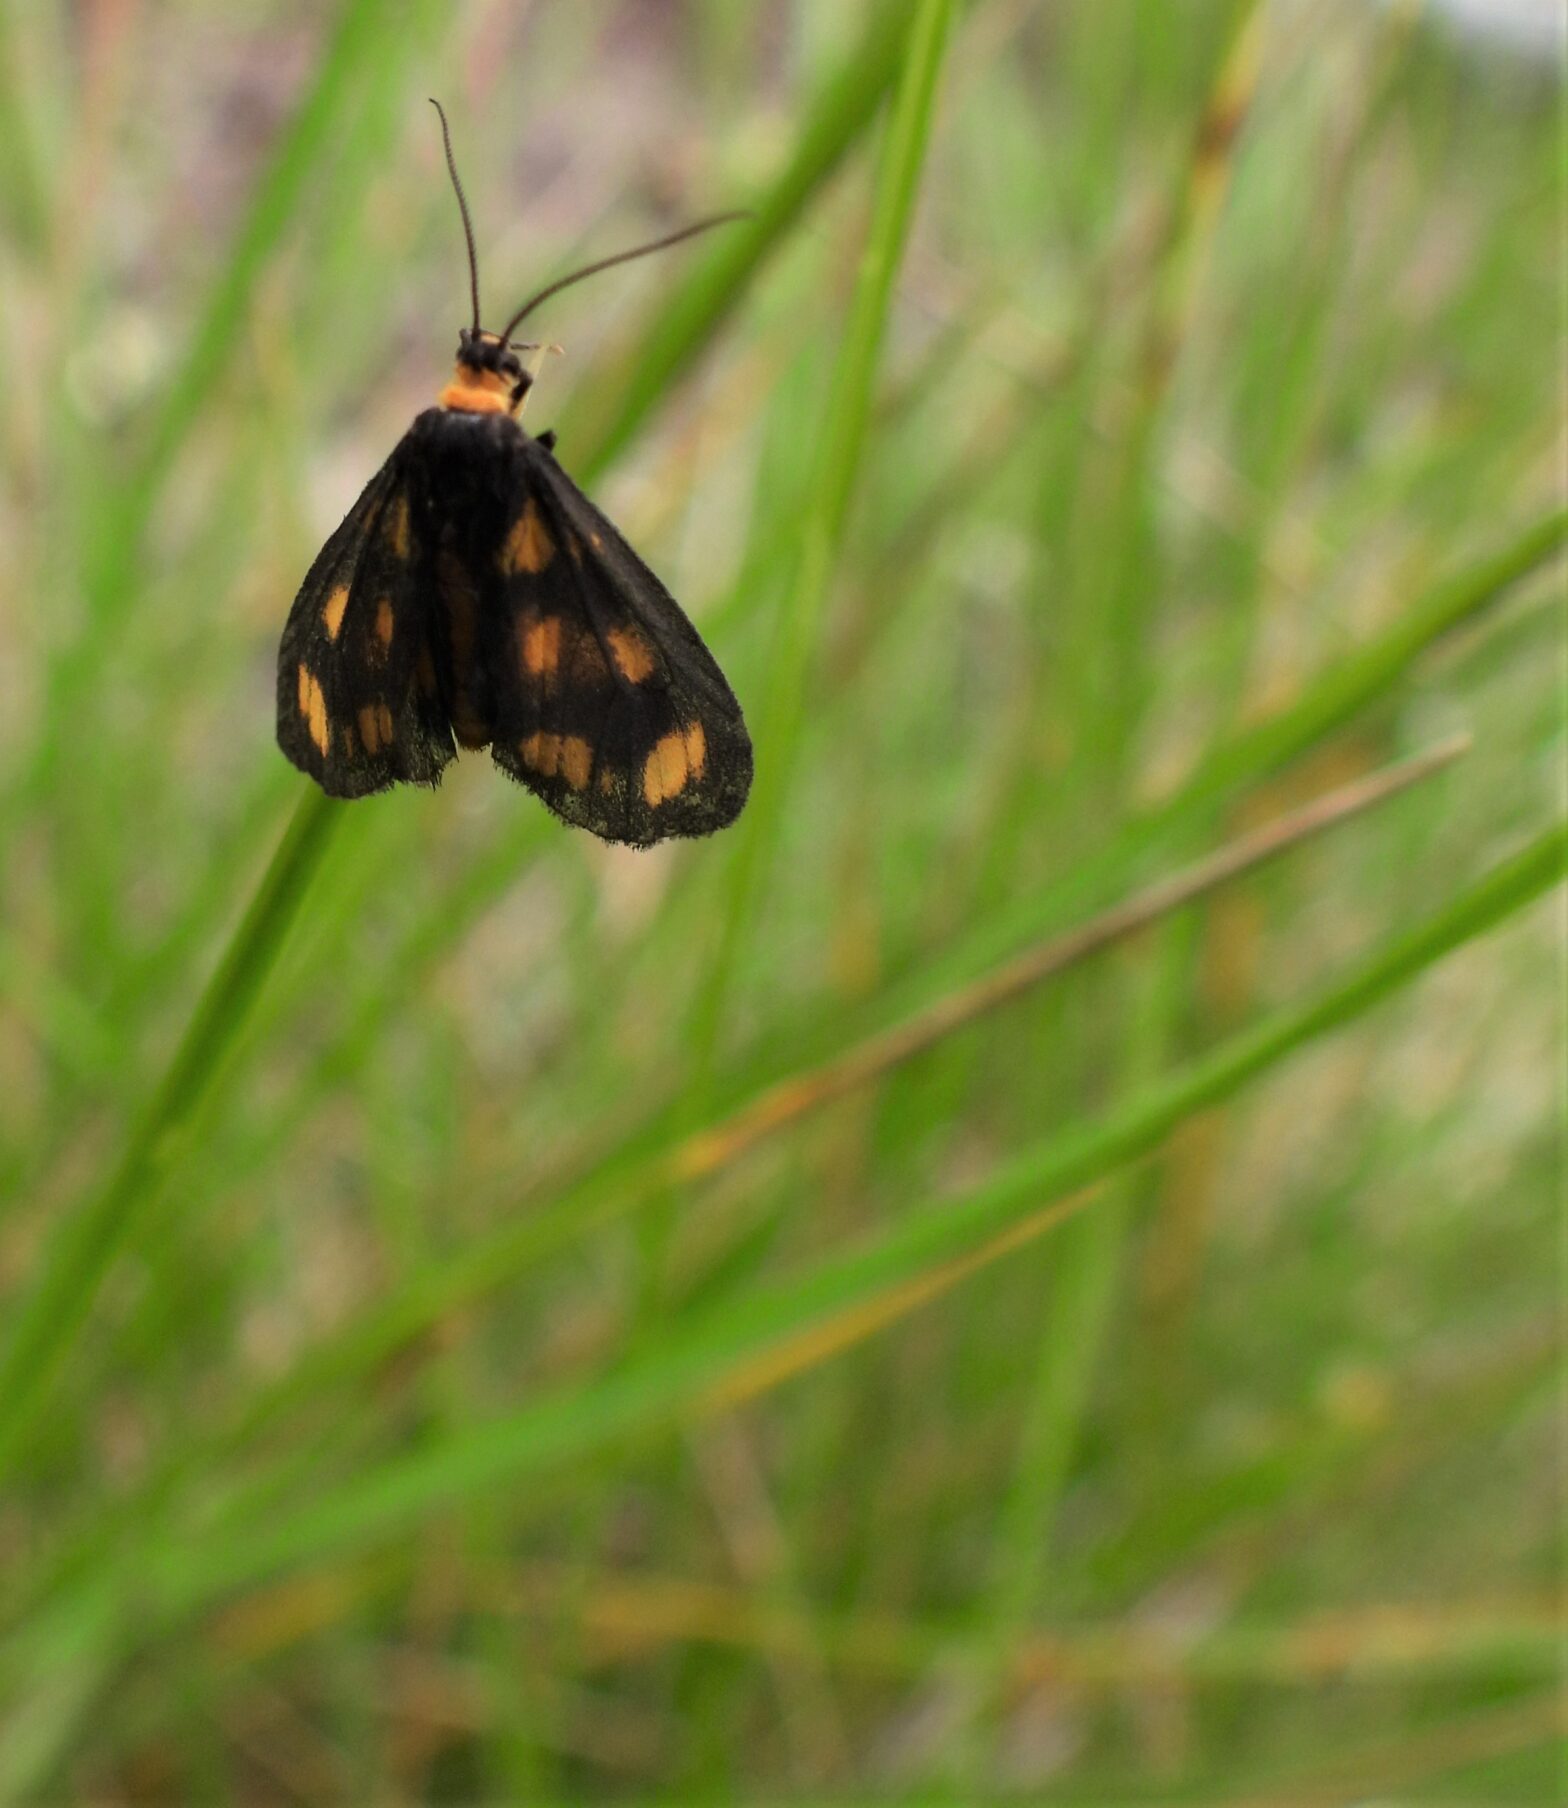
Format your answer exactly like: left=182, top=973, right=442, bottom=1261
left=277, top=102, right=751, bottom=847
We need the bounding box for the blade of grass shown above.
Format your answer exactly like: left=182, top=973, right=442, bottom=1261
left=169, top=1561, right=1568, bottom=1691
left=1075, top=0, right=1266, bottom=800
left=22, top=0, right=392, bottom=824
left=420, top=1572, right=1564, bottom=1689
left=669, top=734, right=1468, bottom=1179
left=0, top=789, right=339, bottom=1479
left=965, top=10, right=1268, bottom=1757
left=0, top=5, right=47, bottom=254
left=561, top=0, right=924, bottom=481
left=688, top=0, right=956, bottom=1080
left=636, top=0, right=956, bottom=1330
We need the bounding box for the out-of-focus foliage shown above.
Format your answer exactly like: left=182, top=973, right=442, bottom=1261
left=0, top=1, right=1561, bottom=1798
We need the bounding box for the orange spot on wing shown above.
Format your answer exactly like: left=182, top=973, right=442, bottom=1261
left=322, top=585, right=349, bottom=640
left=517, top=730, right=591, bottom=789
left=501, top=499, right=554, bottom=574
left=297, top=663, right=329, bottom=756
left=519, top=730, right=557, bottom=776
left=374, top=597, right=394, bottom=654
left=383, top=493, right=411, bottom=560
left=358, top=701, right=395, bottom=754
left=519, top=614, right=561, bottom=678
left=642, top=731, right=690, bottom=807
left=560, top=736, right=592, bottom=790
left=606, top=625, right=656, bottom=684
left=683, top=720, right=707, bottom=781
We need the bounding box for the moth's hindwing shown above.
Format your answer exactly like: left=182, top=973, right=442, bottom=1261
left=276, top=444, right=454, bottom=798
left=485, top=437, right=753, bottom=846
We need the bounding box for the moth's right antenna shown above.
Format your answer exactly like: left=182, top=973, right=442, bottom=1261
left=497, top=212, right=748, bottom=346
left=429, top=98, right=481, bottom=336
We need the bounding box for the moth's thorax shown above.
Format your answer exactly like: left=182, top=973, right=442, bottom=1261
left=438, top=359, right=514, bottom=416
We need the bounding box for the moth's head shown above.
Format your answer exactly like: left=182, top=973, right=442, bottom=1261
left=439, top=327, right=533, bottom=416
left=427, top=97, right=742, bottom=420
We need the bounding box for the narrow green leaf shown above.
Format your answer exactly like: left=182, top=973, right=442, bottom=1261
left=0, top=792, right=338, bottom=1478
left=562, top=0, right=921, bottom=483
left=687, top=0, right=957, bottom=1079
left=96, top=0, right=389, bottom=611
left=0, top=6, right=47, bottom=253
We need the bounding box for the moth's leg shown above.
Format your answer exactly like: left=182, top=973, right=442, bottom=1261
left=513, top=343, right=563, bottom=425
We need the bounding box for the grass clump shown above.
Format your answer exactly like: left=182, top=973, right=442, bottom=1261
left=0, top=2, right=1561, bottom=1798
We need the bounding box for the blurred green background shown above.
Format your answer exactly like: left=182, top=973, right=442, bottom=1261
left=0, top=0, right=1563, bottom=1799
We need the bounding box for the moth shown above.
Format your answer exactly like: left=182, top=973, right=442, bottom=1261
left=277, top=101, right=751, bottom=847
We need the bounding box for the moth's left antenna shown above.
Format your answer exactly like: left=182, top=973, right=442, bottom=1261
left=430, top=98, right=481, bottom=335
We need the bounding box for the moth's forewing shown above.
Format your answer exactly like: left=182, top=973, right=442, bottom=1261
left=484, top=435, right=752, bottom=846
left=276, top=444, right=453, bottom=796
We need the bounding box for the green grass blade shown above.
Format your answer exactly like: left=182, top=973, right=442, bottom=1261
left=1179, top=507, right=1568, bottom=819
left=686, top=0, right=957, bottom=1081
left=0, top=790, right=338, bottom=1478
left=624, top=0, right=956, bottom=1327
left=23, top=0, right=391, bottom=832
left=562, top=0, right=920, bottom=483
left=0, top=6, right=48, bottom=254
left=92, top=0, right=388, bottom=611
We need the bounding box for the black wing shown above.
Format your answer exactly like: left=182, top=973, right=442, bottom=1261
left=276, top=439, right=454, bottom=798
left=484, top=434, right=752, bottom=846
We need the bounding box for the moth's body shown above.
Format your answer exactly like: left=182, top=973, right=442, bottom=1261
left=277, top=336, right=751, bottom=845
left=409, top=396, right=532, bottom=752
